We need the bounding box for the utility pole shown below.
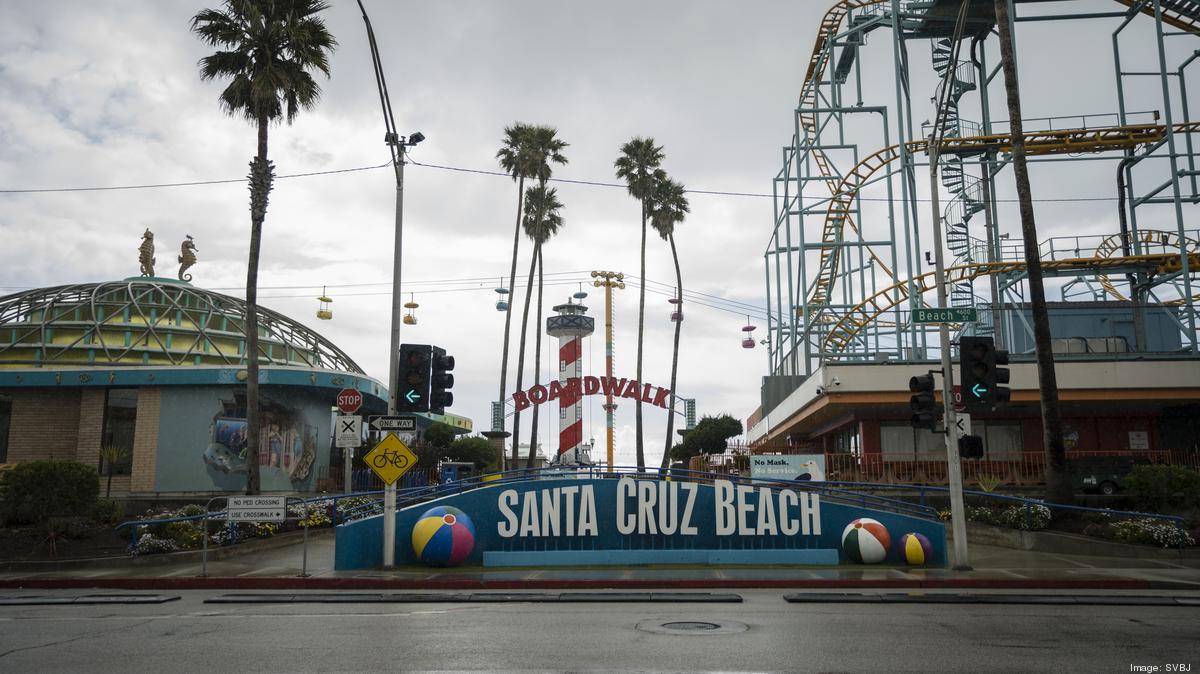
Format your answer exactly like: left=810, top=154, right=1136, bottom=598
left=927, top=2, right=972, bottom=570
left=358, top=0, right=425, bottom=568
left=591, top=271, right=625, bottom=471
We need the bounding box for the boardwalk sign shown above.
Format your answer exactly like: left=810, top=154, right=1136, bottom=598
left=512, top=376, right=670, bottom=411
left=334, top=476, right=947, bottom=570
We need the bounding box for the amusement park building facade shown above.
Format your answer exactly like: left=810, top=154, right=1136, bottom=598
left=747, top=1, right=1200, bottom=483
left=0, top=277, right=406, bottom=496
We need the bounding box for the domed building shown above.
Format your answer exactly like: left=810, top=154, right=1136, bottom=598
left=0, top=276, right=389, bottom=495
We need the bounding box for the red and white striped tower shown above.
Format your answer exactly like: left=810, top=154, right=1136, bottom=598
left=546, top=296, right=595, bottom=463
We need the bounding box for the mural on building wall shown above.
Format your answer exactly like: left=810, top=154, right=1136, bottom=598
left=202, top=395, right=317, bottom=484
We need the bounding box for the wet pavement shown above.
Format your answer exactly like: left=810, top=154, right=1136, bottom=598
left=1, top=533, right=1197, bottom=589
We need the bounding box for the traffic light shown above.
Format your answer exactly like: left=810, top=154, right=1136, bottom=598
left=959, top=336, right=1011, bottom=411
left=397, top=343, right=431, bottom=413
left=429, top=345, right=455, bottom=414
left=958, top=434, right=985, bottom=459
left=909, top=374, right=940, bottom=430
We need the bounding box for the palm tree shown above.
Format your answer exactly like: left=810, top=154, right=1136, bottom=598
left=192, top=0, right=336, bottom=494
left=994, top=0, right=1071, bottom=504
left=614, top=137, right=665, bottom=470
left=495, top=124, right=566, bottom=468
left=512, top=185, right=564, bottom=468
left=505, top=127, right=568, bottom=468
left=649, top=174, right=690, bottom=469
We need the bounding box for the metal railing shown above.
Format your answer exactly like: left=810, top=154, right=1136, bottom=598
left=707, top=449, right=1200, bottom=487
left=818, top=480, right=1190, bottom=549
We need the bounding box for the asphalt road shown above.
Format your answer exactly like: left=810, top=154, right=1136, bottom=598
left=1, top=590, right=1197, bottom=673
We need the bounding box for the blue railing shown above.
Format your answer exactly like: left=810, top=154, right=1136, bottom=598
left=818, top=480, right=1190, bottom=544
left=116, top=468, right=1188, bottom=551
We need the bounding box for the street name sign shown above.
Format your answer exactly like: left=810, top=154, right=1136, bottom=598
left=363, top=433, right=418, bottom=486
left=336, top=414, right=362, bottom=448
left=368, top=415, right=418, bottom=432
left=336, top=388, right=363, bottom=414
left=912, top=307, right=978, bottom=324
left=227, top=496, right=287, bottom=522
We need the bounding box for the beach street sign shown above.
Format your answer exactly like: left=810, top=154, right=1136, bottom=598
left=913, top=307, right=977, bottom=324
left=227, top=496, right=287, bottom=522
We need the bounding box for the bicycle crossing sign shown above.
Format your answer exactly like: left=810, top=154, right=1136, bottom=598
left=363, top=432, right=418, bottom=485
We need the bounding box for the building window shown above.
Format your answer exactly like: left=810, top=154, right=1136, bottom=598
left=100, top=389, right=137, bottom=475
left=880, top=423, right=944, bottom=461
left=975, top=421, right=1022, bottom=460
left=0, top=397, right=11, bottom=463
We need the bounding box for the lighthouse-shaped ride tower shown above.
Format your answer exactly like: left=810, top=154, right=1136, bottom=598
left=546, top=293, right=595, bottom=465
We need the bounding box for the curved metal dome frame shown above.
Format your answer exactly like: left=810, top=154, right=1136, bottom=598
left=0, top=279, right=364, bottom=374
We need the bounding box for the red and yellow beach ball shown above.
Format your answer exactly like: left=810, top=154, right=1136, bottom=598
left=411, top=506, right=476, bottom=567
left=840, top=518, right=891, bottom=564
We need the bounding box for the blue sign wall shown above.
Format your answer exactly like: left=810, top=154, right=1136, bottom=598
left=335, top=476, right=947, bottom=569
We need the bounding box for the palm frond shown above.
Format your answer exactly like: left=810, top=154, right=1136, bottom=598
left=191, top=0, right=336, bottom=127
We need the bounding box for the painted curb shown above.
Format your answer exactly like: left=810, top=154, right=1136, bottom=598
left=0, top=577, right=1188, bottom=591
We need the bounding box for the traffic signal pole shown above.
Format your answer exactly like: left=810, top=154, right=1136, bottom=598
left=930, top=146, right=971, bottom=571
left=927, top=3, right=971, bottom=570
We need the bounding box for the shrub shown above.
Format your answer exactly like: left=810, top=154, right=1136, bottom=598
left=1110, top=517, right=1196, bottom=548
left=130, top=533, right=178, bottom=556
left=161, top=521, right=206, bottom=550
left=93, top=498, right=125, bottom=525
left=0, top=460, right=100, bottom=525
left=287, top=502, right=332, bottom=528
left=965, top=502, right=1051, bottom=531
left=178, top=504, right=207, bottom=518
left=1125, top=465, right=1200, bottom=512
left=336, top=496, right=382, bottom=523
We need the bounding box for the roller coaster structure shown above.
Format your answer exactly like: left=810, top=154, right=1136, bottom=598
left=765, top=0, right=1200, bottom=376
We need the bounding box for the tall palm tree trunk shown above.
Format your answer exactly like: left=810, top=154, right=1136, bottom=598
left=660, top=233, right=682, bottom=469
left=511, top=244, right=539, bottom=468
left=497, top=178, right=526, bottom=465
left=245, top=112, right=273, bottom=495
left=995, top=0, right=1071, bottom=504
left=527, top=250, right=545, bottom=468
left=635, top=201, right=646, bottom=469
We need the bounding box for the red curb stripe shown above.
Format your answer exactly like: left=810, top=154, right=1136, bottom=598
left=0, top=577, right=1160, bottom=591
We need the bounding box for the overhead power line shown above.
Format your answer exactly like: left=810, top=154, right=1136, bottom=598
left=0, top=157, right=1125, bottom=203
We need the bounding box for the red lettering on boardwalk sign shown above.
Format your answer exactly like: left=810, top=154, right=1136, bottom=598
left=512, top=377, right=672, bottom=410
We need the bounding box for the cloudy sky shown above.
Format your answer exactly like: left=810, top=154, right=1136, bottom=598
left=0, top=1, right=1192, bottom=467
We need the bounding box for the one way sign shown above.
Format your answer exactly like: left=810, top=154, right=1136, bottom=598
left=368, top=415, right=417, bottom=432
left=335, top=415, right=362, bottom=448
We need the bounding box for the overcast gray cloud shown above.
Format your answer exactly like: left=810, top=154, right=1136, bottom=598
left=1, top=1, right=1194, bottom=467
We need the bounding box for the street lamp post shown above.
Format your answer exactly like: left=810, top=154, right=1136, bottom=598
left=381, top=131, right=422, bottom=569
left=358, top=0, right=424, bottom=569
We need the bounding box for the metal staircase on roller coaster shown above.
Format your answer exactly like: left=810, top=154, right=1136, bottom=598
left=931, top=36, right=993, bottom=336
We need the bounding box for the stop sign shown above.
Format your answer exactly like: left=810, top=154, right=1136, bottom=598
left=336, top=388, right=363, bottom=414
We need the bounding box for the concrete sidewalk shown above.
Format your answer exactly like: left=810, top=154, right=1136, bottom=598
left=1, top=534, right=1198, bottom=590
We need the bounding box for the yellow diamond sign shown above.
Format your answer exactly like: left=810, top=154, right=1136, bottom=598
left=363, top=432, right=418, bottom=485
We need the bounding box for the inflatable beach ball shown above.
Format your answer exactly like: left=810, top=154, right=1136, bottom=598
left=411, top=506, right=476, bottom=567
left=841, top=518, right=891, bottom=564
left=899, top=532, right=933, bottom=566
